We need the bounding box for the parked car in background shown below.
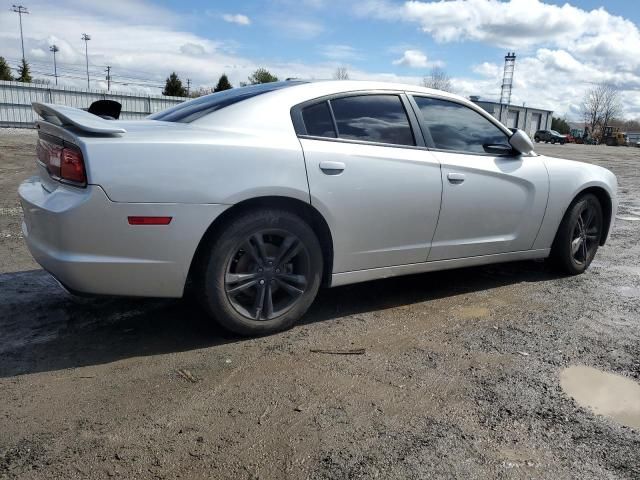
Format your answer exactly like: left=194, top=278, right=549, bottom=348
left=20, top=80, right=617, bottom=336
left=534, top=129, right=567, bottom=144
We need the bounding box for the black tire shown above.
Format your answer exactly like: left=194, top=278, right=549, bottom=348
left=197, top=209, right=323, bottom=336
left=550, top=138, right=556, bottom=144
left=534, top=137, right=540, bottom=143
left=551, top=194, right=603, bottom=275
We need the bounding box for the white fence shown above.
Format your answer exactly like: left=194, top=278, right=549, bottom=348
left=0, top=80, right=185, bottom=128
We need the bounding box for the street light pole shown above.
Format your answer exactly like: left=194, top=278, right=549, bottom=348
left=81, top=33, right=91, bottom=89
left=11, top=5, right=29, bottom=63
left=49, top=44, right=59, bottom=85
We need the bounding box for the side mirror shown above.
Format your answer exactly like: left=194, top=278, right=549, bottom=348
left=509, top=129, right=534, bottom=154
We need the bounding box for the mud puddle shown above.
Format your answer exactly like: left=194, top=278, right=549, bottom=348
left=560, top=365, right=640, bottom=429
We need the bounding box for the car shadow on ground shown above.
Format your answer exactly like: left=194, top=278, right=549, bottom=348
left=0, top=261, right=561, bottom=378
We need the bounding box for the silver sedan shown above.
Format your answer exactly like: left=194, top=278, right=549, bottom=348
left=19, top=80, right=617, bottom=335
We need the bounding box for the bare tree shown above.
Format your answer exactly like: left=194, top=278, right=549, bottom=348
left=582, top=82, right=621, bottom=140
left=422, top=67, right=453, bottom=92
left=601, top=84, right=622, bottom=133
left=333, top=66, right=349, bottom=80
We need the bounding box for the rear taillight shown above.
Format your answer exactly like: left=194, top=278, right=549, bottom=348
left=36, top=137, right=87, bottom=187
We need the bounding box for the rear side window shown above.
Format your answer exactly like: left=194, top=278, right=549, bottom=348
left=330, top=95, right=415, bottom=146
left=302, top=102, right=336, bottom=138
left=413, top=96, right=510, bottom=154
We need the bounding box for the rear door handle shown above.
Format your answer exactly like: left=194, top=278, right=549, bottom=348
left=447, top=172, right=465, bottom=184
left=319, top=161, right=345, bottom=175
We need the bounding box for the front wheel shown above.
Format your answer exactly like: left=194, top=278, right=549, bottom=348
left=198, top=209, right=323, bottom=336
left=551, top=194, right=603, bottom=275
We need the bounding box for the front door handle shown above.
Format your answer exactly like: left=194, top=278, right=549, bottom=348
left=447, top=172, right=465, bottom=184
left=319, top=161, right=345, bottom=175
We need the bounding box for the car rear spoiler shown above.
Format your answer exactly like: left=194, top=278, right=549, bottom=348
left=32, top=102, right=127, bottom=134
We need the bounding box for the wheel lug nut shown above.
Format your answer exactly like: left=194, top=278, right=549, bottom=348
left=258, top=268, right=263, bottom=272
left=275, top=269, right=280, bottom=273
left=259, top=279, right=265, bottom=285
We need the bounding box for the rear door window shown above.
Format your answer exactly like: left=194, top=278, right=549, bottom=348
left=302, top=101, right=336, bottom=138
left=330, top=95, right=415, bottom=146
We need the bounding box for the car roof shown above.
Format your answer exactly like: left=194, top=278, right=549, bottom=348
left=282, top=79, right=465, bottom=103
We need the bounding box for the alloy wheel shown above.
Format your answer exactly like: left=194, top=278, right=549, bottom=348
left=570, top=201, right=601, bottom=265
left=224, top=230, right=310, bottom=321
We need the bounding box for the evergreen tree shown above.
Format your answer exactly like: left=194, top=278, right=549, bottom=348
left=16, top=59, right=31, bottom=83
left=551, top=116, right=571, bottom=134
left=163, top=72, right=187, bottom=97
left=247, top=68, right=278, bottom=85
left=0, top=57, right=13, bottom=81
left=214, top=73, right=233, bottom=92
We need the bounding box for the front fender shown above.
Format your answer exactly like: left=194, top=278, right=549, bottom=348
left=533, top=156, right=617, bottom=250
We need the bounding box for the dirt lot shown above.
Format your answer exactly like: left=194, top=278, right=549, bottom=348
left=1, top=130, right=639, bottom=479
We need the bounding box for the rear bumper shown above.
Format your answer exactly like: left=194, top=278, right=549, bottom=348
left=19, top=177, right=229, bottom=297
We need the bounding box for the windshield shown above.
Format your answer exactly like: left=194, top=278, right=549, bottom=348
left=550, top=130, right=563, bottom=135
left=150, top=81, right=307, bottom=123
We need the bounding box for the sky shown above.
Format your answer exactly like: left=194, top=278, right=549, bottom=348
left=1, top=0, right=639, bottom=120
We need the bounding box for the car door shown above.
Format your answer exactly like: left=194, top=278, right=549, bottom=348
left=293, top=93, right=443, bottom=273
left=409, top=95, right=549, bottom=261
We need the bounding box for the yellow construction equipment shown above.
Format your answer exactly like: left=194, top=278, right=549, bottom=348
left=603, top=126, right=627, bottom=146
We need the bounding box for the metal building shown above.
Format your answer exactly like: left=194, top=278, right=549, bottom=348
left=470, top=97, right=553, bottom=139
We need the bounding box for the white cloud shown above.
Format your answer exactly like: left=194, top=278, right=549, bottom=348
left=393, top=49, right=428, bottom=68
left=268, top=17, right=324, bottom=38
left=357, top=0, right=640, bottom=118
left=320, top=44, right=361, bottom=61
left=360, top=0, right=640, bottom=67
left=179, top=43, right=207, bottom=56
left=222, top=13, right=251, bottom=26
left=472, top=62, right=500, bottom=78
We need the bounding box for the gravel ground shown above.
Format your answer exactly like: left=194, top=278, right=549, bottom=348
left=0, top=130, right=639, bottom=479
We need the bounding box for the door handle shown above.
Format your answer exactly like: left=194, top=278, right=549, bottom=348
left=319, top=161, right=345, bottom=175
left=447, top=172, right=465, bottom=184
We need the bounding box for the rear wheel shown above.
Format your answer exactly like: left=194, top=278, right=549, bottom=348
left=534, top=137, right=540, bottom=143
left=198, top=209, right=322, bottom=336
left=551, top=194, right=603, bottom=275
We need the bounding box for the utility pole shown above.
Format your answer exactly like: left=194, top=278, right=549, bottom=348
left=186, top=78, right=191, bottom=97
left=11, top=5, right=29, bottom=63
left=81, top=33, right=91, bottom=89
left=49, top=44, right=59, bottom=85
left=105, top=65, right=111, bottom=91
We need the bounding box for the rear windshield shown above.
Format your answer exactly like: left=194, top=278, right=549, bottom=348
left=150, top=81, right=307, bottom=123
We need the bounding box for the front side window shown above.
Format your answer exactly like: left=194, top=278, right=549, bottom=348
left=330, top=95, right=415, bottom=146
left=413, top=96, right=511, bottom=154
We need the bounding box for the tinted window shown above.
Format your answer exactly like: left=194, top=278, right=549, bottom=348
left=150, top=81, right=307, bottom=123
left=330, top=95, right=414, bottom=146
left=302, top=101, right=336, bottom=138
left=413, top=96, right=510, bottom=154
